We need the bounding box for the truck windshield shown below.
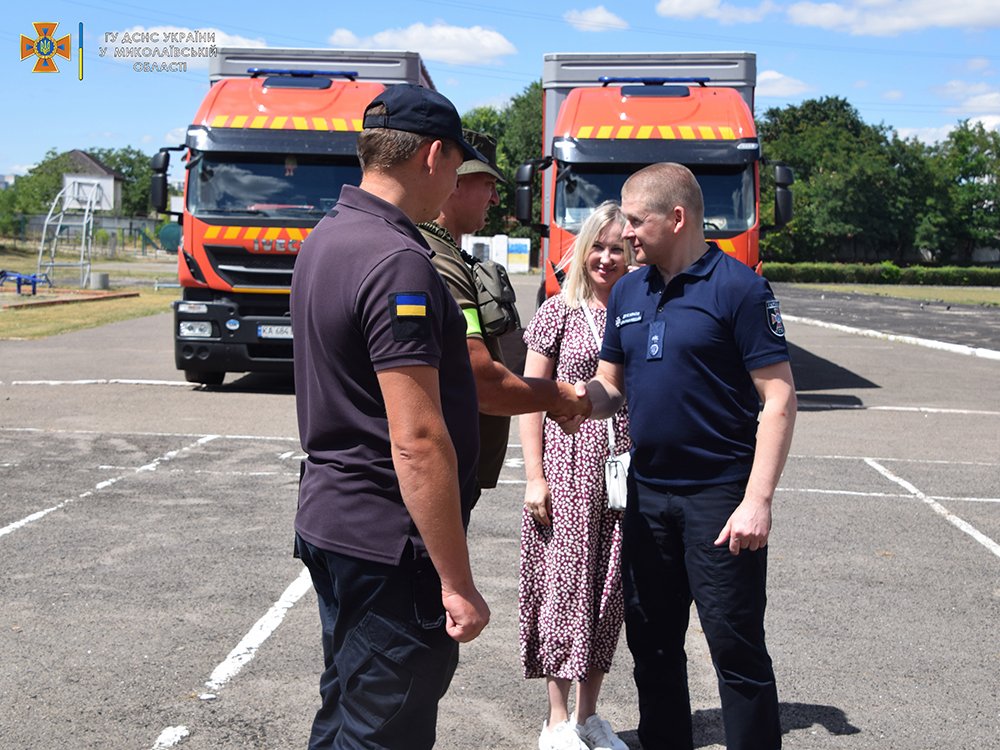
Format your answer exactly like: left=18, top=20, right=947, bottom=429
left=553, top=163, right=756, bottom=234
left=186, top=152, right=361, bottom=219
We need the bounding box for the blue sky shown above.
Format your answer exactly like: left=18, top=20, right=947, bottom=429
left=5, top=0, right=1000, bottom=178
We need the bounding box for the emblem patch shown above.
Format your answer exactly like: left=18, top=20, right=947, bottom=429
left=389, top=292, right=431, bottom=341
left=766, top=299, right=785, bottom=337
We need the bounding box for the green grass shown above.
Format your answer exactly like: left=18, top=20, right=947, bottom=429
left=786, top=283, right=1000, bottom=307
left=0, top=287, right=178, bottom=339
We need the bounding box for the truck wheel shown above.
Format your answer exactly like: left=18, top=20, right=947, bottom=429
left=184, top=370, right=225, bottom=386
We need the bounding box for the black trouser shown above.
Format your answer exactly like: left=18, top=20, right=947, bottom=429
left=296, top=536, right=459, bottom=750
left=621, top=478, right=781, bottom=750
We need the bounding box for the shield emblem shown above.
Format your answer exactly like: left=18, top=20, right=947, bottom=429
left=766, top=299, right=785, bottom=337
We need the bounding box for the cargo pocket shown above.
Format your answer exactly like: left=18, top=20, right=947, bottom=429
left=339, top=610, right=440, bottom=735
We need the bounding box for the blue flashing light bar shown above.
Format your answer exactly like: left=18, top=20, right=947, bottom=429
left=599, top=76, right=710, bottom=87
left=248, top=68, right=359, bottom=80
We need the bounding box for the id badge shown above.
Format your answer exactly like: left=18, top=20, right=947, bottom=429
left=647, top=320, right=664, bottom=361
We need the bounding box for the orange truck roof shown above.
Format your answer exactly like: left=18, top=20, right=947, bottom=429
left=555, top=84, right=756, bottom=142
left=193, top=76, right=388, bottom=132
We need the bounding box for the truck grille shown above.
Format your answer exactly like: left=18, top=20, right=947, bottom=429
left=204, top=245, right=296, bottom=289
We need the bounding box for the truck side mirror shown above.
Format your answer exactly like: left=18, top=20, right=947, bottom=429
left=514, top=162, right=536, bottom=226
left=773, top=164, right=794, bottom=230
left=150, top=151, right=170, bottom=214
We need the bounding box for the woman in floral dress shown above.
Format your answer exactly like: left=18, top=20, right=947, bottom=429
left=519, top=201, right=635, bottom=750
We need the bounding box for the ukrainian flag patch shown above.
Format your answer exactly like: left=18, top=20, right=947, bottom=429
left=394, top=293, right=427, bottom=317
left=389, top=292, right=431, bottom=341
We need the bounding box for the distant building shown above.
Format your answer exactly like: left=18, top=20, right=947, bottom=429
left=61, top=150, right=124, bottom=212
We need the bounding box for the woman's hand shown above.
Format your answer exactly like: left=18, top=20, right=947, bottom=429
left=524, top=477, right=553, bottom=526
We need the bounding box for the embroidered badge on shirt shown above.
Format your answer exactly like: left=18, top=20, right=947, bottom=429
left=615, top=310, right=643, bottom=327
left=390, top=292, right=431, bottom=341
left=766, top=299, right=785, bottom=337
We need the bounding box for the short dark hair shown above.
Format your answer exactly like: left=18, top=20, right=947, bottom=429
left=357, top=104, right=460, bottom=172
left=622, top=162, right=704, bottom=222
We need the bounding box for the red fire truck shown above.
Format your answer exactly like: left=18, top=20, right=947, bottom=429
left=514, top=52, right=792, bottom=301
left=151, top=48, right=432, bottom=385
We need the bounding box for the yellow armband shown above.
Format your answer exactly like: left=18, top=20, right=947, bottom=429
left=463, top=306, right=483, bottom=336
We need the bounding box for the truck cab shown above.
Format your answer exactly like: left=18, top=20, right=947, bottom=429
left=515, top=52, right=792, bottom=301
left=151, top=48, right=432, bottom=385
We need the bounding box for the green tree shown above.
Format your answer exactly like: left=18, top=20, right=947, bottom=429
left=88, top=146, right=154, bottom=216
left=3, top=146, right=154, bottom=220
left=758, top=97, right=932, bottom=263
left=926, top=121, right=1000, bottom=263
left=8, top=148, right=74, bottom=215
left=462, top=79, right=543, bottom=240
left=462, top=105, right=508, bottom=236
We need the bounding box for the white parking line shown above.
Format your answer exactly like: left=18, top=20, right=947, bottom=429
left=866, top=458, right=1000, bottom=559
left=203, top=567, right=313, bottom=692
left=0, top=435, right=219, bottom=540
left=783, top=314, right=1000, bottom=360
left=8, top=378, right=195, bottom=387
left=150, top=568, right=314, bottom=749
left=151, top=726, right=190, bottom=749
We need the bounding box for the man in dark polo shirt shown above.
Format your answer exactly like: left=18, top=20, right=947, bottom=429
left=573, top=163, right=797, bottom=750
left=420, top=131, right=592, bottom=496
left=290, top=84, right=490, bottom=750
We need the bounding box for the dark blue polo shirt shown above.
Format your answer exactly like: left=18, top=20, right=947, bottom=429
left=602, top=244, right=789, bottom=487
left=291, top=185, right=480, bottom=565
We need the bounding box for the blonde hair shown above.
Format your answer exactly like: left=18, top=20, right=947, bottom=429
left=560, top=201, right=634, bottom=308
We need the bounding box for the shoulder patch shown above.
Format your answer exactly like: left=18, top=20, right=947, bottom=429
left=390, top=292, right=431, bottom=341
left=766, top=299, right=785, bottom=337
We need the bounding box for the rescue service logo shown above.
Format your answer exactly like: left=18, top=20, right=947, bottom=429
left=20, top=22, right=72, bottom=73
left=766, top=299, right=786, bottom=337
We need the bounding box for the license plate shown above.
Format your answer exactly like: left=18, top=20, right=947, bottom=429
left=257, top=324, right=293, bottom=340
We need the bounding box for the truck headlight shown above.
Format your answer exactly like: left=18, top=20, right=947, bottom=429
left=179, top=321, right=213, bottom=338
left=177, top=302, right=209, bottom=314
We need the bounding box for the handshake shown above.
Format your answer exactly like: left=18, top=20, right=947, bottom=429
left=547, top=380, right=592, bottom=434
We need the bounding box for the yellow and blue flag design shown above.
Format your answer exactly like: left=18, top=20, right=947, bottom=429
left=393, top=293, right=427, bottom=317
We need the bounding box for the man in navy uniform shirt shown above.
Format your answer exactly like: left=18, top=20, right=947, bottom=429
left=570, top=163, right=797, bottom=750
left=290, top=85, right=489, bottom=750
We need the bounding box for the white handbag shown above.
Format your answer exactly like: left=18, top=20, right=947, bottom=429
left=581, top=300, right=630, bottom=511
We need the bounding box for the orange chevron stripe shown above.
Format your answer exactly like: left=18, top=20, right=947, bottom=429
left=204, top=115, right=370, bottom=131
left=569, top=124, right=742, bottom=140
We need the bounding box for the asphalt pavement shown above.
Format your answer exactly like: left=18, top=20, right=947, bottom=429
left=0, top=272, right=997, bottom=749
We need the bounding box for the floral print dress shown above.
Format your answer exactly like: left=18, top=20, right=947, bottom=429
left=518, top=294, right=631, bottom=681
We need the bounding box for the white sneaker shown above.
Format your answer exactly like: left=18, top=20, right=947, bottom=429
left=539, top=720, right=588, bottom=750
left=575, top=714, right=628, bottom=750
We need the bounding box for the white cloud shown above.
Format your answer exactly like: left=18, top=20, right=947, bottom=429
left=8, top=163, right=37, bottom=175
left=165, top=126, right=188, bottom=145
left=786, top=0, right=1000, bottom=36
left=933, top=79, right=1000, bottom=123
left=656, top=0, right=777, bottom=24
left=895, top=124, right=955, bottom=144
left=757, top=69, right=810, bottom=97
left=564, top=6, right=629, bottom=32
left=964, top=91, right=1000, bottom=113
left=967, top=57, right=992, bottom=74
left=109, top=26, right=266, bottom=69
left=882, top=90, right=904, bottom=101
left=327, top=22, right=516, bottom=65
left=936, top=79, right=991, bottom=100
left=969, top=114, right=1000, bottom=131
left=328, top=29, right=360, bottom=47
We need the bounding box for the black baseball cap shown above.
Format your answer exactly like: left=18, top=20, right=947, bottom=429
left=362, top=84, right=485, bottom=163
